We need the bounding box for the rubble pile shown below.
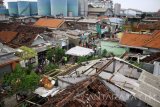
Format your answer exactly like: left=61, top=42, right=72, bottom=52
left=43, top=78, right=126, bottom=107
left=142, top=52, right=160, bottom=63
left=0, top=23, right=19, bottom=31
left=10, top=25, right=46, bottom=47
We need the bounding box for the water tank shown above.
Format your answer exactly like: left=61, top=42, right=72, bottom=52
left=68, top=11, right=73, bottom=17
left=8, top=2, right=18, bottom=16
left=51, top=0, right=67, bottom=17
left=67, top=0, right=78, bottom=17
left=0, top=8, right=8, bottom=15
left=38, top=0, right=50, bottom=16
left=18, top=1, right=30, bottom=16
left=78, top=0, right=88, bottom=16
left=30, top=2, right=38, bottom=16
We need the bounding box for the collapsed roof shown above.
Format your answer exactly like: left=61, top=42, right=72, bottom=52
left=43, top=78, right=126, bottom=107
left=0, top=23, right=47, bottom=48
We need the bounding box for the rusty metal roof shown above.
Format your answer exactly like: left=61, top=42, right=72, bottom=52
left=0, top=31, right=18, bottom=43
left=34, top=18, right=65, bottom=29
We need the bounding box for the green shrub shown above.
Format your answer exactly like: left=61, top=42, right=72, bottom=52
left=102, top=49, right=107, bottom=57
left=77, top=56, right=88, bottom=64
left=44, top=63, right=59, bottom=72
left=3, top=64, right=40, bottom=94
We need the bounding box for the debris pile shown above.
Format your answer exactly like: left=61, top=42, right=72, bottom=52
left=43, top=77, right=126, bottom=107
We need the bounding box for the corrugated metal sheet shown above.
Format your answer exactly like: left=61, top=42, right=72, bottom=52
left=34, top=18, right=65, bottom=28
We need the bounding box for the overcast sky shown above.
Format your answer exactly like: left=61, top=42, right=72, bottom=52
left=4, top=0, right=160, bottom=12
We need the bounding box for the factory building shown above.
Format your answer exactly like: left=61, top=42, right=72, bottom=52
left=7, top=0, right=89, bottom=17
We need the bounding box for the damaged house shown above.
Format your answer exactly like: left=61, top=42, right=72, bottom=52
left=17, top=57, right=160, bottom=107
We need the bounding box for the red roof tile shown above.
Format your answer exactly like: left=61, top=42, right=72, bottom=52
left=0, top=31, right=18, bottom=43
left=146, top=32, right=160, bottom=49
left=120, top=31, right=160, bottom=49
left=34, top=18, right=65, bottom=28
left=120, top=33, right=151, bottom=47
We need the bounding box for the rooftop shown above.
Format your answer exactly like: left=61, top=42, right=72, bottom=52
left=88, top=7, right=107, bottom=13
left=77, top=18, right=99, bottom=24
left=0, top=43, right=16, bottom=56
left=120, top=30, right=160, bottom=49
left=34, top=18, right=65, bottom=29
left=42, top=78, right=126, bottom=107
left=0, top=31, right=18, bottom=43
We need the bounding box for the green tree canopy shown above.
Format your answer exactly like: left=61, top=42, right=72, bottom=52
left=16, top=46, right=37, bottom=60
left=3, top=64, right=40, bottom=94
left=46, top=47, right=65, bottom=63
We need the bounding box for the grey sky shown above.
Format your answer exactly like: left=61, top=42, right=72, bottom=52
left=4, top=0, right=160, bottom=12
left=112, top=0, right=160, bottom=12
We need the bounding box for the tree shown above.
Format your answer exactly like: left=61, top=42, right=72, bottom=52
left=54, top=47, right=65, bottom=63
left=16, top=46, right=37, bottom=61
left=46, top=47, right=65, bottom=64
left=46, top=47, right=54, bottom=63
left=3, top=65, right=40, bottom=95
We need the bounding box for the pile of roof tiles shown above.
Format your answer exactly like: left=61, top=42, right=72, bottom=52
left=9, top=25, right=47, bottom=48
left=0, top=22, right=48, bottom=48
left=0, top=23, right=19, bottom=32
left=42, top=78, right=126, bottom=107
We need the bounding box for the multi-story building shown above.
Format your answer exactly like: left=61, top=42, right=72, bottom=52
left=88, top=0, right=113, bottom=17
left=124, top=8, right=143, bottom=17
left=89, top=0, right=113, bottom=9
left=114, top=3, right=121, bottom=16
